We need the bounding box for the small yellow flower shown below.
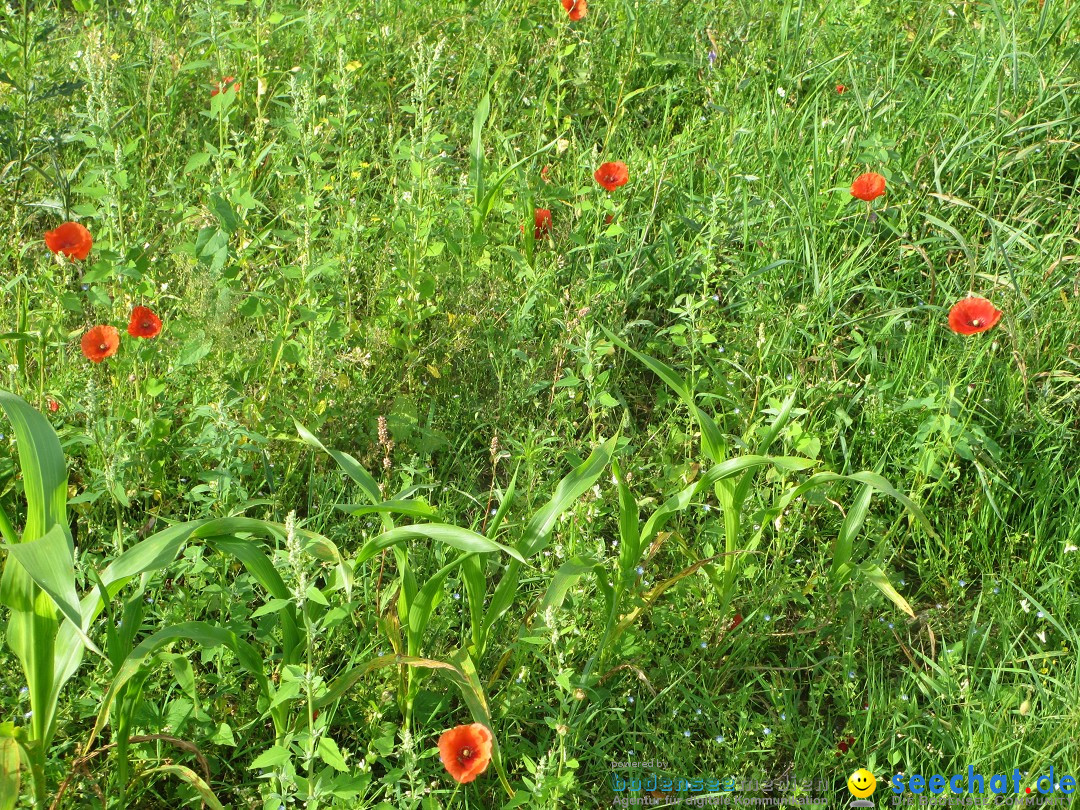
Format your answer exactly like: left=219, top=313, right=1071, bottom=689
left=110, top=52, right=121, bottom=61
left=346, top=60, right=362, bottom=72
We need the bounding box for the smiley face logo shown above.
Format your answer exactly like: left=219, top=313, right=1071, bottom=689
left=847, top=768, right=877, bottom=799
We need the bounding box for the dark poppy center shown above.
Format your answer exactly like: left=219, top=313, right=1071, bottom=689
left=971, top=318, right=981, bottom=326
left=458, top=746, right=473, bottom=764
left=142, top=321, right=153, bottom=329
left=99, top=343, right=108, bottom=351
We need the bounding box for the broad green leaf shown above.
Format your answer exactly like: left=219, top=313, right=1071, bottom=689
left=407, top=557, right=462, bottom=656
left=318, top=736, right=349, bottom=772
left=612, top=459, right=640, bottom=570
left=0, top=390, right=69, bottom=765
left=602, top=330, right=727, bottom=462
left=519, top=436, right=616, bottom=558
left=0, top=723, right=19, bottom=810
left=0, top=391, right=68, bottom=541
left=538, top=557, right=602, bottom=616
left=135, top=765, right=224, bottom=810
left=336, top=500, right=437, bottom=520
left=85, top=622, right=269, bottom=756
left=356, top=524, right=525, bottom=566
left=854, top=563, right=915, bottom=618
left=4, top=524, right=101, bottom=656
left=470, top=93, right=491, bottom=211
left=296, top=422, right=381, bottom=505
left=249, top=745, right=292, bottom=769
left=831, top=483, right=874, bottom=580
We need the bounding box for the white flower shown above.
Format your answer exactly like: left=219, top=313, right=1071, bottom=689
left=1021, top=599, right=1031, bottom=613
left=776, top=87, right=786, bottom=97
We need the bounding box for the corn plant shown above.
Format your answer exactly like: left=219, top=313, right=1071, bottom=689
left=602, top=329, right=937, bottom=621
left=301, top=426, right=617, bottom=798
left=0, top=392, right=353, bottom=806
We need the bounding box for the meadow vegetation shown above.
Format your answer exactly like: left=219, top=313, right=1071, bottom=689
left=1, top=0, right=1078, bottom=807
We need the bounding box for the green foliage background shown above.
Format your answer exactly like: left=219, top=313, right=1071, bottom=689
left=0, top=0, right=1078, bottom=807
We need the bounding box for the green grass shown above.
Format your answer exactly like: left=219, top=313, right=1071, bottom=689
left=1, top=0, right=1079, bottom=807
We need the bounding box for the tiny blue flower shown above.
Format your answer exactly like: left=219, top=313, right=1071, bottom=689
left=23, top=711, right=32, bottom=720
left=878, top=616, right=885, bottom=623
left=764, top=614, right=771, bottom=622
left=696, top=708, right=702, bottom=716
left=959, top=580, right=966, bottom=587
left=628, top=696, right=634, bottom=704
left=452, top=592, right=461, bottom=600
left=700, top=641, right=707, bottom=649
left=993, top=587, right=1000, bottom=594
left=780, top=713, right=786, bottom=720
left=19, top=686, right=28, bottom=695
left=888, top=623, right=895, bottom=630
left=1038, top=611, right=1045, bottom=618
left=848, top=671, right=856, bottom=680
left=683, top=730, right=691, bottom=738
left=762, top=727, right=771, bottom=736
left=714, top=735, right=724, bottom=743
left=636, top=566, right=644, bottom=575
left=899, top=578, right=906, bottom=586
left=901, top=694, right=909, bottom=701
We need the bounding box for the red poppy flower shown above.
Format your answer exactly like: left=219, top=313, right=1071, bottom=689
left=836, top=84, right=846, bottom=94
left=438, top=723, right=493, bottom=784
left=46, top=398, right=60, bottom=413
left=211, top=76, right=239, bottom=97
left=727, top=613, right=743, bottom=632
left=534, top=208, right=553, bottom=239
left=81, top=325, right=120, bottom=364
left=948, top=297, right=1002, bottom=335
left=604, top=214, right=614, bottom=225
left=127, top=306, right=162, bottom=339
left=595, top=161, right=629, bottom=192
left=850, top=172, right=886, bottom=202
left=836, top=735, right=855, bottom=755
left=44, top=221, right=93, bottom=260
left=541, top=164, right=552, bottom=183
left=561, top=0, right=587, bottom=21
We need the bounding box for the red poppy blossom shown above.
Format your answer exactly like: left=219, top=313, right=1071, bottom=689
left=81, top=325, right=120, bottom=364
left=726, top=613, right=743, bottom=632
left=46, top=398, right=60, bottom=413
left=44, top=221, right=93, bottom=260
left=534, top=208, right=553, bottom=239
left=540, top=164, right=552, bottom=183
left=594, top=161, right=629, bottom=192
left=438, top=723, right=493, bottom=784
left=127, top=306, right=162, bottom=339
left=836, top=735, right=855, bottom=755
left=561, top=0, right=587, bottom=21
left=948, top=297, right=1002, bottom=335
left=604, top=214, right=615, bottom=225
left=850, top=172, right=886, bottom=202
left=836, top=84, right=846, bottom=94
left=211, top=76, right=239, bottom=97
